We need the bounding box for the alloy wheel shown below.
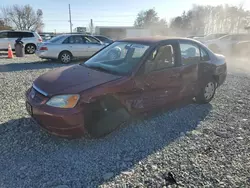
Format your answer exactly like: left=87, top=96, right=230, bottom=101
left=61, top=53, right=71, bottom=63
left=26, top=45, right=36, bottom=54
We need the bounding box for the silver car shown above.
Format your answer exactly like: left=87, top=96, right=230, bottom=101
left=36, top=34, right=106, bottom=63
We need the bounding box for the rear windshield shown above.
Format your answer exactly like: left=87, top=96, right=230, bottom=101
left=49, top=35, right=65, bottom=43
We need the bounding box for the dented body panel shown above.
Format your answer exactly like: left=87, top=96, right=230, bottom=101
left=26, top=37, right=227, bottom=137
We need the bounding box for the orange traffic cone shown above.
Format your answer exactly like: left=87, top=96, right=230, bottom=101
left=8, top=44, right=14, bottom=59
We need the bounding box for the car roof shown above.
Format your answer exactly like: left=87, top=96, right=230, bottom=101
left=94, top=35, right=109, bottom=38
left=61, top=33, right=92, bottom=36
left=117, top=36, right=198, bottom=44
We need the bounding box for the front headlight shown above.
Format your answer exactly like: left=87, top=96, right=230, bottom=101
left=46, top=94, right=80, bottom=108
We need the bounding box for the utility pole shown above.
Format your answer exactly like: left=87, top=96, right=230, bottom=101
left=90, top=19, right=94, bottom=35
left=68, top=4, right=72, bottom=33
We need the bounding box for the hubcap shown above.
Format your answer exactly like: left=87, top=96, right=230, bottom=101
left=61, top=54, right=71, bottom=63
left=204, top=82, right=215, bottom=100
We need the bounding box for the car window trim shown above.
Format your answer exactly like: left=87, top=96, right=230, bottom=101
left=199, top=46, right=210, bottom=62
left=85, top=36, right=101, bottom=44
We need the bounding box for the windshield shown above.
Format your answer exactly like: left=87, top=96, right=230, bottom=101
left=48, top=35, right=65, bottom=43
left=83, top=41, right=150, bottom=75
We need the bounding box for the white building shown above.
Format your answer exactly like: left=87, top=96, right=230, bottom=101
left=95, top=26, right=152, bottom=40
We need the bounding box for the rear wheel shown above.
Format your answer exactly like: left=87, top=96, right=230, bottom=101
left=25, top=44, right=36, bottom=54
left=196, top=80, right=216, bottom=104
left=84, top=96, right=130, bottom=138
left=59, top=51, right=72, bottom=64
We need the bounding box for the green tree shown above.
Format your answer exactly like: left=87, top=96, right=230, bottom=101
left=134, top=8, right=168, bottom=35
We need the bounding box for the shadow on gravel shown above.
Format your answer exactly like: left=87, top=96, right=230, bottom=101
left=0, top=103, right=212, bottom=187
left=0, top=61, right=76, bottom=73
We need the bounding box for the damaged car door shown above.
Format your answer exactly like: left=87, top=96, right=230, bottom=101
left=126, top=42, right=183, bottom=113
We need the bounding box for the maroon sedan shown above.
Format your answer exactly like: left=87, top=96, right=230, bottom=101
left=25, top=37, right=227, bottom=138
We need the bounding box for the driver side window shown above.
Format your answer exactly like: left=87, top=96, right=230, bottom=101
left=145, top=44, right=175, bottom=73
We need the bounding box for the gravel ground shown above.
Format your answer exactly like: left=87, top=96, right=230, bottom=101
left=0, top=54, right=249, bottom=188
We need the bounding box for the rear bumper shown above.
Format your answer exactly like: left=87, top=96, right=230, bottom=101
left=35, top=50, right=57, bottom=59
left=217, top=72, right=227, bottom=87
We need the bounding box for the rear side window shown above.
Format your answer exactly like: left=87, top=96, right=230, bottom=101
left=8, top=32, right=20, bottom=38
left=180, top=43, right=200, bottom=65
left=0, top=32, right=7, bottom=38
left=63, top=36, right=86, bottom=44
left=84, top=36, right=100, bottom=44
left=22, top=32, right=34, bottom=37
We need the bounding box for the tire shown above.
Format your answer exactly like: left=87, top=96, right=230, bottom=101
left=84, top=97, right=130, bottom=138
left=25, top=44, right=36, bottom=54
left=196, top=80, right=216, bottom=104
left=59, top=51, right=72, bottom=64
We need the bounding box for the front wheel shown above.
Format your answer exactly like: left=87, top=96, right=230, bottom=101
left=84, top=97, right=130, bottom=138
left=196, top=80, right=216, bottom=104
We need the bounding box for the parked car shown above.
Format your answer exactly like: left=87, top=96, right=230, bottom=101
left=204, top=33, right=250, bottom=54
left=0, top=30, right=42, bottom=54
left=26, top=37, right=227, bottom=138
left=40, top=34, right=52, bottom=41
left=93, top=35, right=114, bottom=45
left=193, top=33, right=228, bottom=43
left=36, top=34, right=107, bottom=63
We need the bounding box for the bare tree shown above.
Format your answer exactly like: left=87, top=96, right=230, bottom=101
left=1, top=4, right=44, bottom=31
left=170, top=4, right=250, bottom=36
left=0, top=19, right=12, bottom=30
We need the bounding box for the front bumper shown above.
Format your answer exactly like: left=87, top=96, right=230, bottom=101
left=26, top=89, right=86, bottom=138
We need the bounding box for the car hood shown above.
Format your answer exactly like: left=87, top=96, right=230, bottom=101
left=33, top=64, right=122, bottom=96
